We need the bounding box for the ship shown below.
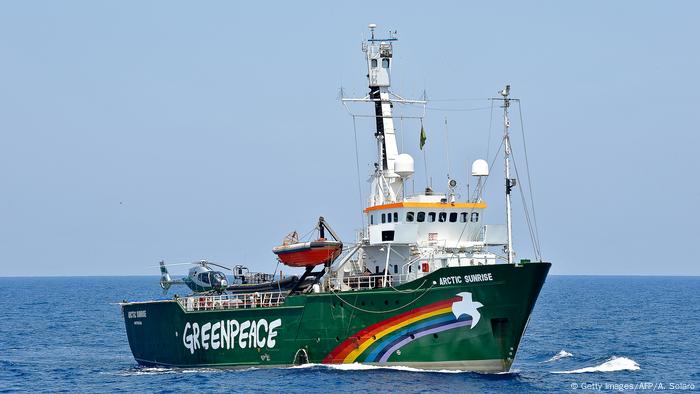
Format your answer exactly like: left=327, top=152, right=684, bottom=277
left=120, top=24, right=550, bottom=372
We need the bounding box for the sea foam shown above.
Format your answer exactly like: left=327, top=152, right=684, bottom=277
left=290, top=362, right=512, bottom=374
left=552, top=356, right=640, bottom=374
left=543, top=350, right=573, bottom=363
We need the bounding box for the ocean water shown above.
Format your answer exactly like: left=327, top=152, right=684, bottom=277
left=0, top=276, right=698, bottom=393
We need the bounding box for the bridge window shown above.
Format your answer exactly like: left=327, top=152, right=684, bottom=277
left=471, top=212, right=480, bottom=222
left=371, top=59, right=378, bottom=68
left=387, top=213, right=392, bottom=223
left=408, top=265, right=412, bottom=273
left=393, top=264, right=398, bottom=274
left=460, top=212, right=468, bottom=222
left=370, top=215, right=374, bottom=225
left=449, top=212, right=458, bottom=222
left=417, top=212, right=425, bottom=222
left=382, top=230, right=395, bottom=241
left=382, top=58, right=390, bottom=68
left=428, top=212, right=436, bottom=222
left=381, top=213, right=386, bottom=223
left=438, top=212, right=447, bottom=222
left=406, top=211, right=415, bottom=222
left=375, top=266, right=379, bottom=274
left=393, top=212, right=398, bottom=222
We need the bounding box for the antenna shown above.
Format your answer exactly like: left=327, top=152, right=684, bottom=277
left=368, top=23, right=376, bottom=40
left=444, top=116, right=452, bottom=180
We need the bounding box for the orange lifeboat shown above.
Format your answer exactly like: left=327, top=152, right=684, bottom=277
left=273, top=217, right=343, bottom=268
left=273, top=239, right=343, bottom=267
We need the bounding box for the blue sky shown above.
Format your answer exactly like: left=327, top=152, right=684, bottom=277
left=1, top=1, right=698, bottom=276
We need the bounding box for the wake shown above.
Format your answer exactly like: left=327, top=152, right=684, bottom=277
left=542, top=350, right=573, bottom=363
left=552, top=356, right=639, bottom=374
left=290, top=362, right=518, bottom=375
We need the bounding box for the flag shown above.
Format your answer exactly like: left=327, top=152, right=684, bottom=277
left=419, top=124, right=427, bottom=150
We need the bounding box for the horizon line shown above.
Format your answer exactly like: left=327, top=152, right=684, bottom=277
left=0, top=273, right=698, bottom=279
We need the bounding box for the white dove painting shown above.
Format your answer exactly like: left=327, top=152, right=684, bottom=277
left=452, top=292, right=484, bottom=329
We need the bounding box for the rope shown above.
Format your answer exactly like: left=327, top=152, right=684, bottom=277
left=352, top=116, right=366, bottom=228
left=444, top=117, right=451, bottom=178
left=298, top=226, right=316, bottom=242
left=427, top=98, right=490, bottom=102
left=425, top=106, right=491, bottom=112
left=389, top=279, right=429, bottom=294
left=486, top=100, right=495, bottom=161
left=329, top=280, right=436, bottom=314
left=510, top=150, right=542, bottom=260
left=517, top=101, right=542, bottom=258
left=456, top=138, right=504, bottom=246
left=400, top=116, right=404, bottom=152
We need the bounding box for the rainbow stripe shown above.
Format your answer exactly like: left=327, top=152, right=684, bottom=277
left=323, top=296, right=473, bottom=364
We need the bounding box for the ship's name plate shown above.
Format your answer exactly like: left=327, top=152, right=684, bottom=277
left=438, top=273, right=494, bottom=286
left=127, top=310, right=146, bottom=319
left=182, top=319, right=281, bottom=355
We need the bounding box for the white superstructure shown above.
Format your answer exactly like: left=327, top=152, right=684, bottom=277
left=331, top=25, right=519, bottom=290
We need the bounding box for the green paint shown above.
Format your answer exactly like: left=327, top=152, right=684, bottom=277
left=121, top=263, right=549, bottom=372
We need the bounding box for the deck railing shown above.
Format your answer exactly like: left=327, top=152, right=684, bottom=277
left=341, top=275, right=394, bottom=290
left=177, top=292, right=286, bottom=312
left=340, top=273, right=424, bottom=290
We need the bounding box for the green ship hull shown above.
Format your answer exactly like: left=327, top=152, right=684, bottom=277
left=121, top=263, right=550, bottom=372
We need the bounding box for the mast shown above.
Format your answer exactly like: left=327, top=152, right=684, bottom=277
left=364, top=24, right=399, bottom=205
left=500, top=85, right=516, bottom=264
left=340, top=24, right=426, bottom=207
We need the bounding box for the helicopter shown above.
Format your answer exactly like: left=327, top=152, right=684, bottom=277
left=159, top=260, right=230, bottom=294
left=158, top=260, right=320, bottom=295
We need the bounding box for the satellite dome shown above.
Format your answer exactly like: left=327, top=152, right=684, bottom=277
left=471, top=159, right=489, bottom=177
left=394, top=154, right=414, bottom=178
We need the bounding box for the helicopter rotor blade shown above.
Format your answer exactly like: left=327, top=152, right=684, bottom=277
left=205, top=261, right=232, bottom=271
left=151, top=260, right=233, bottom=271
left=150, top=260, right=218, bottom=268
left=150, top=262, right=196, bottom=268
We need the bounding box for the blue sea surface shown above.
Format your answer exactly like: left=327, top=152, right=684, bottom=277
left=0, top=276, right=698, bottom=393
